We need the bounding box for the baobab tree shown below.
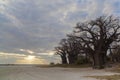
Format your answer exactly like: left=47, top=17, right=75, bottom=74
left=55, top=36, right=81, bottom=64
left=55, top=39, right=68, bottom=64
left=66, top=35, right=81, bottom=64
left=74, top=16, right=120, bottom=69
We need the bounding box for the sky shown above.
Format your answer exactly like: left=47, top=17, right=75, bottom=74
left=0, top=0, right=120, bottom=64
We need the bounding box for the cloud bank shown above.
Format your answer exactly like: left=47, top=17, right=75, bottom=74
left=0, top=0, right=120, bottom=64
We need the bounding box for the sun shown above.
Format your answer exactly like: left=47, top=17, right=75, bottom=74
left=25, top=55, right=35, bottom=60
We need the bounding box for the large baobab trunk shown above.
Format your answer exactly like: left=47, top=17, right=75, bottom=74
left=92, top=52, right=106, bottom=69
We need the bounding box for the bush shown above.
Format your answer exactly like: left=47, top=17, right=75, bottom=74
left=50, top=62, right=55, bottom=65
left=75, top=56, right=89, bottom=65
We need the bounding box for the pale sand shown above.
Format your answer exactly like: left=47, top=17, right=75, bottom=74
left=0, top=66, right=119, bottom=80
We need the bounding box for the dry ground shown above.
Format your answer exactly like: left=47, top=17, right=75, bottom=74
left=0, top=66, right=119, bottom=80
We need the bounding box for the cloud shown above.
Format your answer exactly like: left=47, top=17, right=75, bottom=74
left=20, top=49, right=35, bottom=54
left=0, top=0, right=120, bottom=64
left=0, top=52, right=25, bottom=57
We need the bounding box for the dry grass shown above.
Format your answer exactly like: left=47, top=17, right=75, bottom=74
left=88, top=63, right=120, bottom=80
left=37, top=64, right=91, bottom=68
left=109, top=63, right=120, bottom=73
left=89, top=75, right=120, bottom=80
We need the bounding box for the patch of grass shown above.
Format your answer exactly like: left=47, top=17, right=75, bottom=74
left=37, top=64, right=91, bottom=68
left=89, top=75, right=120, bottom=80
left=113, top=68, right=120, bottom=73
left=116, top=64, right=120, bottom=73
left=111, top=63, right=120, bottom=73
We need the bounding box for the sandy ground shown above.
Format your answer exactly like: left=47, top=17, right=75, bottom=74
left=0, top=66, right=119, bottom=80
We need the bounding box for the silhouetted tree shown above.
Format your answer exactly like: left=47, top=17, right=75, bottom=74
left=66, top=35, right=81, bottom=64
left=55, top=15, right=120, bottom=69
left=73, top=16, right=120, bottom=69
left=55, top=39, right=68, bottom=64
left=55, top=36, right=82, bottom=64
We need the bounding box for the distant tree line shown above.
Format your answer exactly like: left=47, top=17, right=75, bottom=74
left=55, top=15, right=120, bottom=69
